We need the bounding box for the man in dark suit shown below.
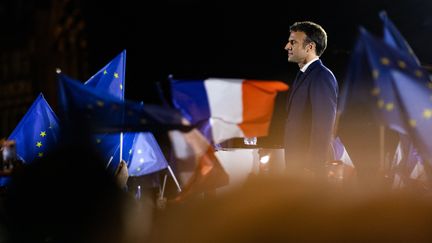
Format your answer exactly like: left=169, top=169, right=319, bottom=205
left=284, top=21, right=338, bottom=177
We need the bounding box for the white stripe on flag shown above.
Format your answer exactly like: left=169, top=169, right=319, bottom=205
left=205, top=78, right=243, bottom=123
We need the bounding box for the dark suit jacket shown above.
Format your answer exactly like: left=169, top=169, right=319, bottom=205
left=284, top=59, right=338, bottom=173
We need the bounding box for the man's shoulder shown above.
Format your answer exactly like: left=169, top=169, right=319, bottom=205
left=313, top=62, right=336, bottom=81
left=311, top=62, right=336, bottom=79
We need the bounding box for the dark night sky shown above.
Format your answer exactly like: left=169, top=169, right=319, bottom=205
left=2, top=0, right=430, bottom=143
left=76, top=0, right=432, bottom=146
left=80, top=0, right=432, bottom=103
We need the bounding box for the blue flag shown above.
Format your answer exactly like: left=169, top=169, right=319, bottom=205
left=120, top=132, right=168, bottom=176
left=338, top=36, right=375, bottom=120
left=379, top=11, right=420, bottom=65
left=92, top=133, right=122, bottom=170
left=58, top=74, right=190, bottom=133
left=391, top=134, right=424, bottom=180
left=358, top=27, right=418, bottom=135
left=84, top=50, right=126, bottom=168
left=336, top=28, right=405, bottom=175
left=84, top=50, right=126, bottom=100
left=379, top=11, right=429, bottom=181
left=339, top=27, right=420, bottom=135
left=8, top=93, right=60, bottom=163
left=390, top=70, right=432, bottom=163
left=100, top=132, right=169, bottom=176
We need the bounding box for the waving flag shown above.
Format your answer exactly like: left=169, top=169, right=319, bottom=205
left=169, top=128, right=229, bottom=202
left=391, top=135, right=426, bottom=187
left=170, top=78, right=288, bottom=144
left=58, top=74, right=190, bottom=133
left=379, top=11, right=420, bottom=65
left=336, top=28, right=405, bottom=175
left=361, top=28, right=432, bottom=164
left=110, top=132, right=168, bottom=176
left=331, top=137, right=353, bottom=168
left=380, top=11, right=429, bottom=184
left=84, top=50, right=126, bottom=169
left=390, top=70, right=432, bottom=163
left=84, top=50, right=126, bottom=99
left=92, top=132, right=123, bottom=172
left=8, top=93, right=60, bottom=163
left=358, top=27, right=417, bottom=135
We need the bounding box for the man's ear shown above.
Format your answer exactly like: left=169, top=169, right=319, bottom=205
left=307, top=42, right=316, bottom=52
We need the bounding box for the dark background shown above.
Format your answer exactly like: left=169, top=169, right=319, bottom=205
left=82, top=0, right=432, bottom=100
left=1, top=0, right=432, bottom=146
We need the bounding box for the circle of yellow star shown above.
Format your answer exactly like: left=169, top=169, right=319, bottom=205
left=380, top=57, right=390, bottom=65
left=423, top=109, right=432, bottom=119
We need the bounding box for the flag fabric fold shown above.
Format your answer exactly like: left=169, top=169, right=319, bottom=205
left=168, top=128, right=229, bottom=202
left=119, top=132, right=169, bottom=176
left=170, top=77, right=288, bottom=144
left=336, top=27, right=420, bottom=177
left=360, top=27, right=418, bottom=135
left=380, top=11, right=430, bottom=184
left=391, top=135, right=425, bottom=188
left=84, top=49, right=126, bottom=100
left=379, top=11, right=420, bottom=65
left=58, top=74, right=190, bottom=133
left=84, top=50, right=126, bottom=170
left=390, top=70, right=432, bottom=163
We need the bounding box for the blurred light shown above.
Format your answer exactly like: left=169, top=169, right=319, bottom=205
left=56, top=68, right=62, bottom=74
left=244, top=137, right=257, bottom=146
left=330, top=161, right=340, bottom=166
left=260, top=154, right=270, bottom=164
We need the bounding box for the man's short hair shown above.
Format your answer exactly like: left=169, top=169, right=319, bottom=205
left=290, top=21, right=327, bottom=56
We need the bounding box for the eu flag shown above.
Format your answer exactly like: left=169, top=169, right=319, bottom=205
left=336, top=28, right=407, bottom=179
left=391, top=134, right=424, bottom=182
left=84, top=50, right=126, bottom=100
left=58, top=74, right=190, bottom=133
left=379, top=11, right=428, bottom=181
left=8, top=93, right=60, bottom=163
left=390, top=70, right=432, bottom=163
left=380, top=11, right=420, bottom=65
left=92, top=133, right=122, bottom=170
left=84, top=50, right=126, bottom=168
left=359, top=27, right=418, bottom=135
left=120, top=132, right=168, bottom=176
left=337, top=36, right=375, bottom=122
left=336, top=34, right=385, bottom=179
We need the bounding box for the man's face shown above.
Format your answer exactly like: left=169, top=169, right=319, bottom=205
left=285, top=31, right=309, bottom=64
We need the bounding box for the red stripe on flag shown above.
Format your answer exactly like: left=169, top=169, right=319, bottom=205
left=240, top=80, right=288, bottom=137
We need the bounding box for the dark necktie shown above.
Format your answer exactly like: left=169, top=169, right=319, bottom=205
left=292, top=70, right=303, bottom=90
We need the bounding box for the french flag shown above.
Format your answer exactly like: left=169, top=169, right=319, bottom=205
left=168, top=128, right=230, bottom=201
left=171, top=78, right=288, bottom=144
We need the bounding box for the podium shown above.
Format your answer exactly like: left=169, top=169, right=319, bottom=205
left=215, top=148, right=285, bottom=193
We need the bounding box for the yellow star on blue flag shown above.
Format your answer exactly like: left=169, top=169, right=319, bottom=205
left=84, top=50, right=126, bottom=100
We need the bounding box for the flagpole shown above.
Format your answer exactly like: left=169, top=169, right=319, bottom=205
left=106, top=156, right=113, bottom=169
left=167, top=165, right=182, bottom=192
left=120, top=132, right=123, bottom=163
left=121, top=50, right=126, bottom=165
left=160, top=173, right=168, bottom=198
left=379, top=125, right=385, bottom=172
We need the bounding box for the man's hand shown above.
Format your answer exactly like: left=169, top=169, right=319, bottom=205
left=115, top=160, right=129, bottom=188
